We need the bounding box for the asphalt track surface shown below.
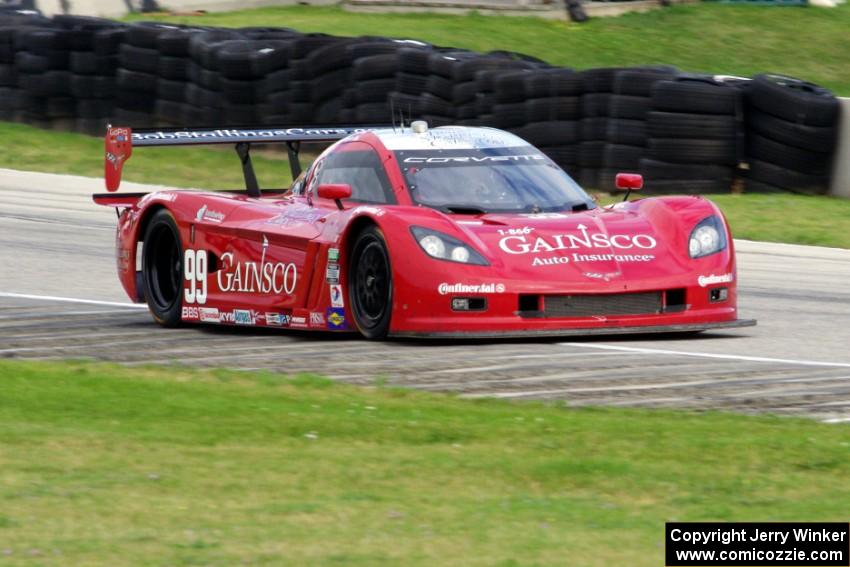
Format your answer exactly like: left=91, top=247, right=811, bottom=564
left=2, top=169, right=850, bottom=422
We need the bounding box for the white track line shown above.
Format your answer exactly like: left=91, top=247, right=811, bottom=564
left=0, top=292, right=147, bottom=309
left=560, top=342, right=850, bottom=369
left=822, top=417, right=850, bottom=424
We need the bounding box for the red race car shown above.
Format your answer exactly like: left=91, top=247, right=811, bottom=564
left=96, top=122, right=755, bottom=339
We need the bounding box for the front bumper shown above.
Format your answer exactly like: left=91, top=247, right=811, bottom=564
left=391, top=318, right=756, bottom=339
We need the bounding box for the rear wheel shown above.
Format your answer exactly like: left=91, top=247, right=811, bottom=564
left=142, top=209, right=183, bottom=327
left=349, top=226, right=393, bottom=340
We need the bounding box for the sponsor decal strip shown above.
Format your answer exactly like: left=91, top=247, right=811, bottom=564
left=132, top=126, right=375, bottom=146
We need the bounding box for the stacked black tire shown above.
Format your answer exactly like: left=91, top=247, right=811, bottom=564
left=577, top=67, right=621, bottom=189
left=13, top=23, right=77, bottom=128
left=603, top=67, right=678, bottom=190
left=511, top=68, right=582, bottom=177
left=0, top=12, right=843, bottom=197
left=390, top=46, right=454, bottom=127
left=340, top=40, right=405, bottom=124
left=744, top=74, right=840, bottom=194
left=115, top=23, right=174, bottom=128
left=64, top=16, right=124, bottom=135
left=218, top=36, right=295, bottom=126
left=155, top=26, right=204, bottom=126
left=0, top=12, right=47, bottom=121
left=307, top=38, right=403, bottom=125
left=641, top=76, right=744, bottom=194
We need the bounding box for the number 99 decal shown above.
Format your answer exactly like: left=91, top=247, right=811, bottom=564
left=184, top=249, right=207, bottom=305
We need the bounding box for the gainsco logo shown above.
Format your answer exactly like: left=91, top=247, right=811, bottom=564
left=499, top=224, right=657, bottom=255
left=438, top=283, right=506, bottom=295
left=698, top=273, right=734, bottom=287
left=217, top=236, right=297, bottom=295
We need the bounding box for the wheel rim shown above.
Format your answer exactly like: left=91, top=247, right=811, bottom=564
left=353, top=240, right=389, bottom=328
left=146, top=223, right=181, bottom=312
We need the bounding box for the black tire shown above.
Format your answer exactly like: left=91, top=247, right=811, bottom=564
left=158, top=78, right=188, bottom=102
left=492, top=102, right=528, bottom=129
left=642, top=178, right=732, bottom=195
left=426, top=74, right=455, bottom=101
left=746, top=108, right=837, bottom=153
left=159, top=55, right=190, bottom=80
left=525, top=96, right=581, bottom=122
left=514, top=121, right=580, bottom=146
left=71, top=75, right=115, bottom=98
left=578, top=168, right=599, bottom=190
left=523, top=68, right=582, bottom=98
left=578, top=141, right=606, bottom=167
left=119, top=44, right=160, bottom=74
left=609, top=94, right=650, bottom=119
left=639, top=158, right=733, bottom=181
left=648, top=138, right=738, bottom=166
left=606, top=119, right=647, bottom=146
left=580, top=117, right=608, bottom=141
left=581, top=93, right=611, bottom=117
left=452, top=80, right=479, bottom=104
left=747, top=133, right=832, bottom=175
left=747, top=73, right=839, bottom=127
left=116, top=68, right=158, bottom=92
left=579, top=67, right=624, bottom=93
left=352, top=53, right=398, bottom=81
left=648, top=111, right=739, bottom=139
left=355, top=78, right=396, bottom=104
left=747, top=158, right=829, bottom=195
left=613, top=67, right=678, bottom=97
left=142, top=209, right=183, bottom=327
left=604, top=143, right=643, bottom=169
left=651, top=78, right=740, bottom=115
left=539, top=145, right=578, bottom=167
left=76, top=98, right=110, bottom=119
left=349, top=226, right=393, bottom=340
left=494, top=71, right=529, bottom=103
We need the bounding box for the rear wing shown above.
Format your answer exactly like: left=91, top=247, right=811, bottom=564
left=103, top=125, right=381, bottom=197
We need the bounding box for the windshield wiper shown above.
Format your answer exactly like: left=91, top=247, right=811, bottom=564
left=439, top=204, right=488, bottom=215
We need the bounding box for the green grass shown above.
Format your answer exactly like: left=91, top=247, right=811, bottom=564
left=128, top=3, right=850, bottom=95
left=0, top=360, right=848, bottom=566
left=3, top=121, right=850, bottom=248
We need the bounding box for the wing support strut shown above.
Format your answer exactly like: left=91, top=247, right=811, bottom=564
left=235, top=142, right=260, bottom=198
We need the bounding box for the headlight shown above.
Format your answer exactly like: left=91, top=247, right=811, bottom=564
left=689, top=216, right=727, bottom=258
left=410, top=226, right=489, bottom=265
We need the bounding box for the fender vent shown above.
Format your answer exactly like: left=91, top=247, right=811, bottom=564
left=523, top=291, right=664, bottom=318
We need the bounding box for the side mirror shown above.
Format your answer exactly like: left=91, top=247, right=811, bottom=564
left=615, top=173, right=643, bottom=201
left=317, top=183, right=352, bottom=210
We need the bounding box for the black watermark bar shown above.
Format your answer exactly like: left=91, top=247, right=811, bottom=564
left=666, top=523, right=849, bottom=566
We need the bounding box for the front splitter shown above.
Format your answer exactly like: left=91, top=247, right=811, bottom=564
left=390, top=319, right=757, bottom=340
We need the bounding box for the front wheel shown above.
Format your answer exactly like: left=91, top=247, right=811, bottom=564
left=348, top=226, right=393, bottom=340
left=141, top=209, right=183, bottom=327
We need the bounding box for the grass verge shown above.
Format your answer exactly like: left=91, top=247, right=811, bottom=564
left=0, top=360, right=848, bottom=566
left=3, top=121, right=850, bottom=249
left=127, top=3, right=850, bottom=95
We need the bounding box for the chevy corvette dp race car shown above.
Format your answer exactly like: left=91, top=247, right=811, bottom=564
left=96, top=122, right=755, bottom=339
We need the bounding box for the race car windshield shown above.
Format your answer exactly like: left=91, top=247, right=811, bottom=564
left=395, top=147, right=595, bottom=214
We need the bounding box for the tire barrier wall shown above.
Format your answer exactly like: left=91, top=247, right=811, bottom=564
left=0, top=10, right=842, bottom=195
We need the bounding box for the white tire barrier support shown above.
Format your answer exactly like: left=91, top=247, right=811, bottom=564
left=829, top=97, right=850, bottom=198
